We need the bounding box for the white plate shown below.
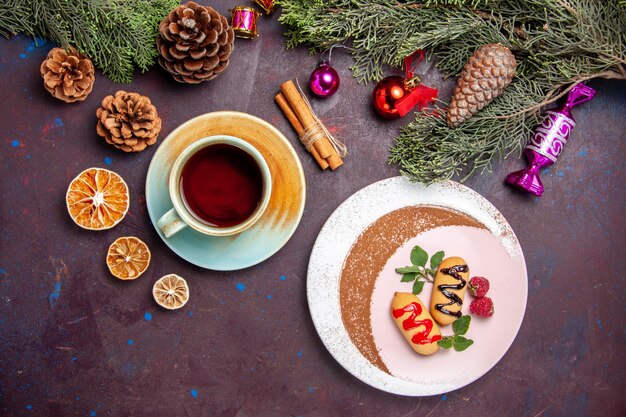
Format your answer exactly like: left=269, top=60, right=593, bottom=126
left=307, top=177, right=527, bottom=396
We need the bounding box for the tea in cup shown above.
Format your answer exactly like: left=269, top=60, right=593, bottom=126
left=157, top=135, right=272, bottom=238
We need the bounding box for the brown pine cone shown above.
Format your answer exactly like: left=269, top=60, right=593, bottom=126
left=156, top=2, right=235, bottom=84
left=447, top=44, right=517, bottom=127
left=96, top=91, right=162, bottom=153
left=40, top=47, right=95, bottom=103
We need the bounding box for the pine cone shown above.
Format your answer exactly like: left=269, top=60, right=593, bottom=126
left=96, top=91, right=162, bottom=152
left=447, top=44, right=517, bottom=127
left=40, top=47, right=95, bottom=103
left=156, top=2, right=235, bottom=84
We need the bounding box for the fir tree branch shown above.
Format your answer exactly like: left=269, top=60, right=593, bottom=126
left=278, top=0, right=626, bottom=183
left=0, top=0, right=179, bottom=83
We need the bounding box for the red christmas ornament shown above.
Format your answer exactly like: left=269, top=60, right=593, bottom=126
left=372, top=50, right=438, bottom=119
left=372, top=76, right=411, bottom=119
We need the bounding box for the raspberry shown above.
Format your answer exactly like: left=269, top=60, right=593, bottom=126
left=468, top=276, right=490, bottom=298
left=469, top=297, right=494, bottom=318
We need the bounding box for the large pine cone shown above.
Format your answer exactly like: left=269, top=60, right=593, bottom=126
left=96, top=91, right=162, bottom=153
left=40, top=47, right=95, bottom=103
left=447, top=44, right=517, bottom=127
left=157, top=2, right=235, bottom=84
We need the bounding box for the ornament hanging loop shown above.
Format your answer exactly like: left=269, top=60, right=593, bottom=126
left=404, top=50, right=425, bottom=79
left=403, top=49, right=425, bottom=88
left=320, top=43, right=352, bottom=65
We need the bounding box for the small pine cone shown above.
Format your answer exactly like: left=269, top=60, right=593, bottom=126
left=96, top=91, right=162, bottom=153
left=447, top=44, right=517, bottom=127
left=156, top=2, right=235, bottom=84
left=40, top=47, right=95, bottom=103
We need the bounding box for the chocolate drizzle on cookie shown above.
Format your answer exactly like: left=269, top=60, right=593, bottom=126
left=435, top=265, right=469, bottom=317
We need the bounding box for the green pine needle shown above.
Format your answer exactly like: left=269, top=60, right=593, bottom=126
left=278, top=0, right=626, bottom=183
left=0, top=0, right=179, bottom=83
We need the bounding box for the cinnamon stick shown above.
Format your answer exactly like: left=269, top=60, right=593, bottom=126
left=275, top=93, right=329, bottom=170
left=325, top=148, right=343, bottom=171
left=280, top=80, right=343, bottom=170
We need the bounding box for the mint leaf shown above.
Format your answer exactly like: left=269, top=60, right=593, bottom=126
left=412, top=280, right=425, bottom=295
left=452, top=335, right=474, bottom=351
left=410, top=246, right=428, bottom=267
left=401, top=272, right=417, bottom=282
left=452, top=315, right=471, bottom=336
left=437, top=336, right=454, bottom=349
left=430, top=250, right=445, bottom=270
left=395, top=265, right=420, bottom=274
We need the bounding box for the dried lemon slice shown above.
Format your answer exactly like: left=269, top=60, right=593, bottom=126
left=106, top=236, right=151, bottom=280
left=66, top=167, right=129, bottom=230
left=153, top=274, right=189, bottom=310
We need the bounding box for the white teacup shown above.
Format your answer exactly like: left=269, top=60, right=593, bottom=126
left=157, top=135, right=272, bottom=238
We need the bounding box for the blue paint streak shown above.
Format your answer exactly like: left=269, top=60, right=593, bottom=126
left=442, top=394, right=448, bottom=401
left=19, top=53, right=27, bottom=59
left=54, top=117, right=64, bottom=127
left=236, top=282, right=245, bottom=292
left=0, top=268, right=6, bottom=274
left=187, top=311, right=193, bottom=317
left=26, top=405, right=32, bottom=410
left=556, top=170, right=564, bottom=177
left=11, top=139, right=20, bottom=147
left=127, top=339, right=134, bottom=345
left=90, top=410, right=97, bottom=416
left=26, top=154, right=31, bottom=159
left=76, top=396, right=80, bottom=401
left=48, top=282, right=62, bottom=307
left=190, top=389, right=198, bottom=398
left=104, top=157, right=112, bottom=165
left=72, top=356, right=78, bottom=361
left=578, top=149, right=587, bottom=156
left=144, top=312, right=152, bottom=321
left=27, top=45, right=34, bottom=52
left=297, top=351, right=302, bottom=357
left=280, top=275, right=286, bottom=281
left=266, top=294, right=272, bottom=299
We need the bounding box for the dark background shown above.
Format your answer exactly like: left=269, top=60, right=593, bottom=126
left=1, top=2, right=624, bottom=416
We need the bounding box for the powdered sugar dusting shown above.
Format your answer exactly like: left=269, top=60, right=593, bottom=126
left=339, top=206, right=482, bottom=373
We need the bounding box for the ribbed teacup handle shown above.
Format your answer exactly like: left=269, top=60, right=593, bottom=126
left=157, top=208, right=188, bottom=238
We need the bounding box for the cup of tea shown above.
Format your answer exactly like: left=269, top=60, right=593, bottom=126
left=157, top=135, right=272, bottom=238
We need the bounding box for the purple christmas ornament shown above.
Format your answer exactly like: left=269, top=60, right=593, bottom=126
left=309, top=59, right=340, bottom=98
left=505, top=83, right=596, bottom=196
